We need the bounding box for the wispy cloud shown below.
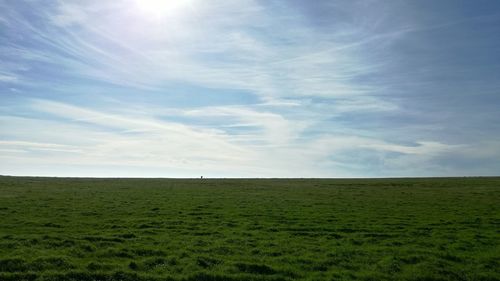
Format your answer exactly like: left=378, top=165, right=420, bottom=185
left=3, top=0, right=399, bottom=100
left=0, top=140, right=81, bottom=153
left=0, top=73, right=18, bottom=83
left=0, top=99, right=475, bottom=177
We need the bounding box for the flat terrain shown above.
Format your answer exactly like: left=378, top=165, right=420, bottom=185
left=0, top=177, right=499, bottom=281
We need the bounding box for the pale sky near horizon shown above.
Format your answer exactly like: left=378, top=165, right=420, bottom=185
left=1, top=0, right=500, bottom=177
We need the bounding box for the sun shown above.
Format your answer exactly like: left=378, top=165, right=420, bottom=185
left=135, top=0, right=191, bottom=19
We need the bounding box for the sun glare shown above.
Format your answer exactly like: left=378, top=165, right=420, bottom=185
left=135, top=0, right=190, bottom=19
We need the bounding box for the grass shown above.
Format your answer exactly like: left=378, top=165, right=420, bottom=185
left=0, top=176, right=499, bottom=281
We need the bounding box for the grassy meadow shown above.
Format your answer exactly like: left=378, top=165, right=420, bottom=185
left=0, top=176, right=499, bottom=281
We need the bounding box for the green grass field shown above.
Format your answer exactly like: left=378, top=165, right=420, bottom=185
left=0, top=176, right=499, bottom=281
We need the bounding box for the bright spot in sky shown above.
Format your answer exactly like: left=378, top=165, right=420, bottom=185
left=135, top=0, right=191, bottom=19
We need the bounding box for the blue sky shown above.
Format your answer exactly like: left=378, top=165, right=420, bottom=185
left=1, top=0, right=499, bottom=177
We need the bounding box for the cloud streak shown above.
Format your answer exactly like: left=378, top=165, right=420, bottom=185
left=0, top=98, right=478, bottom=177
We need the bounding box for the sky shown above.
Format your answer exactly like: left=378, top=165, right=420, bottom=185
left=1, top=0, right=500, bottom=178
